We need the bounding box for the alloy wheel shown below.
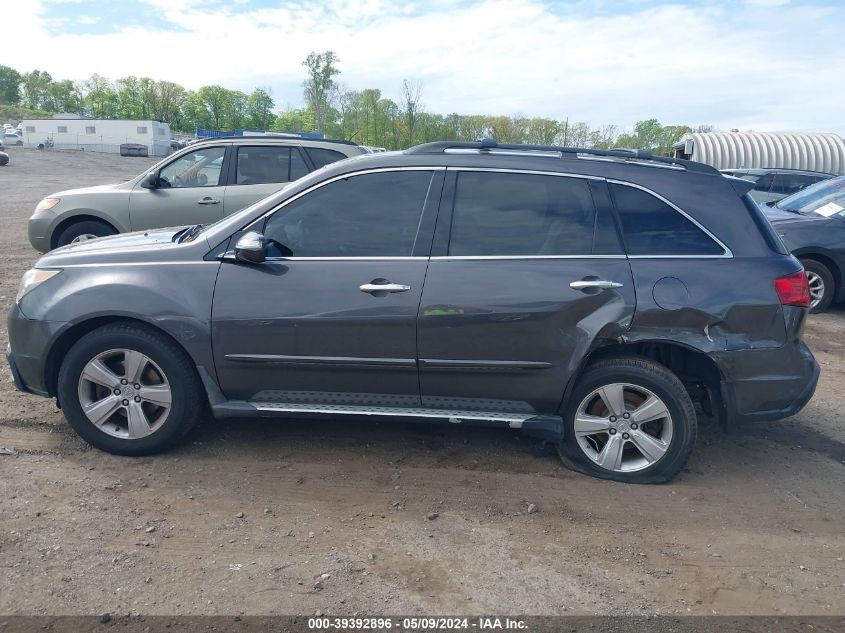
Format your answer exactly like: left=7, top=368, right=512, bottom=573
left=573, top=382, right=673, bottom=473
left=77, top=348, right=172, bottom=439
left=806, top=271, right=824, bottom=309
left=70, top=233, right=100, bottom=243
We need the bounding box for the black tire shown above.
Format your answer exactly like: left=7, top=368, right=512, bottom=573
left=800, top=258, right=835, bottom=314
left=57, top=322, right=205, bottom=455
left=558, top=356, right=697, bottom=484
left=55, top=219, right=117, bottom=248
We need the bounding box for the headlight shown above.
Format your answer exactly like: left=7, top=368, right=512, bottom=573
left=35, top=197, right=61, bottom=212
left=16, top=269, right=61, bottom=303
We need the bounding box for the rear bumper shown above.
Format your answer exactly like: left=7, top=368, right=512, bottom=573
left=712, top=340, right=819, bottom=423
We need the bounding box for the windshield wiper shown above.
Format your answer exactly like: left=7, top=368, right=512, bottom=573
left=176, top=224, right=204, bottom=243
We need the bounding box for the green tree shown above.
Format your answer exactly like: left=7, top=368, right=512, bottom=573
left=82, top=73, right=118, bottom=118
left=246, top=88, right=275, bottom=130
left=154, top=81, right=187, bottom=123
left=225, top=90, right=248, bottom=130
left=302, top=51, right=340, bottom=133
left=21, top=70, right=53, bottom=109
left=0, top=65, right=21, bottom=104
left=400, top=80, right=423, bottom=146
left=46, top=80, right=82, bottom=113
left=196, top=85, right=231, bottom=130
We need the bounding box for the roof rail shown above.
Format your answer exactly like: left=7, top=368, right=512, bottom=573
left=404, top=139, right=719, bottom=175
left=191, top=135, right=360, bottom=147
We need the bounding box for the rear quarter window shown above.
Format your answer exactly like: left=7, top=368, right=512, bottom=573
left=741, top=193, right=789, bottom=255
left=305, top=147, right=349, bottom=169
left=610, top=183, right=726, bottom=256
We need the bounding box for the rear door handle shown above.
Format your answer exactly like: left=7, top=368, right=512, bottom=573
left=360, top=283, right=411, bottom=294
left=570, top=279, right=624, bottom=290
left=198, top=197, right=220, bottom=205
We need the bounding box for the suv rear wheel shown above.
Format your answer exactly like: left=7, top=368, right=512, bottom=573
left=57, top=322, right=205, bottom=455
left=55, top=219, right=117, bottom=248
left=559, top=356, right=697, bottom=484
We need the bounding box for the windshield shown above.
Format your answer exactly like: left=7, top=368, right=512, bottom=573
left=775, top=176, right=845, bottom=217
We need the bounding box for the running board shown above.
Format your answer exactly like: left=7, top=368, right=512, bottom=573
left=209, top=400, right=564, bottom=441
left=251, top=402, right=534, bottom=427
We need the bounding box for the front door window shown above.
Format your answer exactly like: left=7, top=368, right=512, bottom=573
left=158, top=146, right=225, bottom=188
left=263, top=170, right=434, bottom=257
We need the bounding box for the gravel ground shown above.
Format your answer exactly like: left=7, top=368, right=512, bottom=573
left=0, top=148, right=843, bottom=618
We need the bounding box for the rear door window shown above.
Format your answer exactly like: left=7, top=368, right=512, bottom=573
left=447, top=171, right=600, bottom=256
left=235, top=146, right=308, bottom=185
left=610, top=183, right=726, bottom=256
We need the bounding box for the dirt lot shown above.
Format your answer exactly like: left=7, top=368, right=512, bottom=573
left=1, top=148, right=844, bottom=618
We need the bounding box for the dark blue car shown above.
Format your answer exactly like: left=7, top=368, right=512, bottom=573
left=764, top=175, right=845, bottom=312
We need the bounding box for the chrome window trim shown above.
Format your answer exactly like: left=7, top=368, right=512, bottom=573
left=578, top=155, right=685, bottom=171
left=263, top=256, right=428, bottom=262
left=257, top=166, right=445, bottom=223
left=447, top=166, right=602, bottom=180
left=607, top=179, right=733, bottom=259
left=430, top=255, right=625, bottom=261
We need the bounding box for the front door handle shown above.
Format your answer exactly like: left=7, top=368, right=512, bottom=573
left=360, top=282, right=411, bottom=294
left=570, top=279, right=624, bottom=290
left=198, top=196, right=220, bottom=205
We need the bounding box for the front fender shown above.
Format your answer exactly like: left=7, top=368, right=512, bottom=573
left=18, top=260, right=220, bottom=373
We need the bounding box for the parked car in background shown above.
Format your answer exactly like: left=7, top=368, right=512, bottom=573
left=2, top=131, right=23, bottom=146
left=763, top=175, right=845, bottom=312
left=27, top=137, right=367, bottom=251
left=721, top=168, right=834, bottom=205
left=8, top=141, right=818, bottom=484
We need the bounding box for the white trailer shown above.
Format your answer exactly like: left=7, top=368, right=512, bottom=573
left=19, top=118, right=173, bottom=157
left=673, top=131, right=845, bottom=175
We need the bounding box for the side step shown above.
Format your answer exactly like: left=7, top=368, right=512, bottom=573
left=210, top=399, right=564, bottom=441
left=252, top=402, right=534, bottom=427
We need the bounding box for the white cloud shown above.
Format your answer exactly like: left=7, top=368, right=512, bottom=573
left=6, top=0, right=845, bottom=135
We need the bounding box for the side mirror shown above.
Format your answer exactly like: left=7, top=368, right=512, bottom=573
left=234, top=231, right=267, bottom=264
left=141, top=172, right=159, bottom=189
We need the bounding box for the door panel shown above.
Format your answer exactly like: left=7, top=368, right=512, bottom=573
left=128, top=144, right=228, bottom=230
left=417, top=170, right=635, bottom=414
left=212, top=260, right=428, bottom=404
left=418, top=258, right=635, bottom=413
left=211, top=168, right=443, bottom=405
left=128, top=185, right=227, bottom=230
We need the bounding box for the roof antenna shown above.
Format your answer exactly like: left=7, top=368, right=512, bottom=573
left=479, top=137, right=497, bottom=149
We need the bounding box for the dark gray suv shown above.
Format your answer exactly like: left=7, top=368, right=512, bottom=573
left=6, top=141, right=820, bottom=483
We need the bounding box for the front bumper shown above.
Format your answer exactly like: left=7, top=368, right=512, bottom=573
left=6, top=345, right=31, bottom=394
left=712, top=340, right=820, bottom=423
left=6, top=303, right=60, bottom=397
left=27, top=210, right=57, bottom=252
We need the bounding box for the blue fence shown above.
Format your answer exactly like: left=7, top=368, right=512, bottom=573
left=195, top=128, right=325, bottom=139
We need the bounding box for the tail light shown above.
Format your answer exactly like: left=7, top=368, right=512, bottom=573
left=774, top=270, right=810, bottom=307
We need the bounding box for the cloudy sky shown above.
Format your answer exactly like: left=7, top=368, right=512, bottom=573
left=10, top=0, right=845, bottom=134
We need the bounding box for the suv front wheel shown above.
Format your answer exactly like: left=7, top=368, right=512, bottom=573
left=559, top=356, right=697, bottom=484
left=57, top=322, right=205, bottom=455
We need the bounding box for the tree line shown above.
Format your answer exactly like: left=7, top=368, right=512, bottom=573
left=0, top=54, right=712, bottom=154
